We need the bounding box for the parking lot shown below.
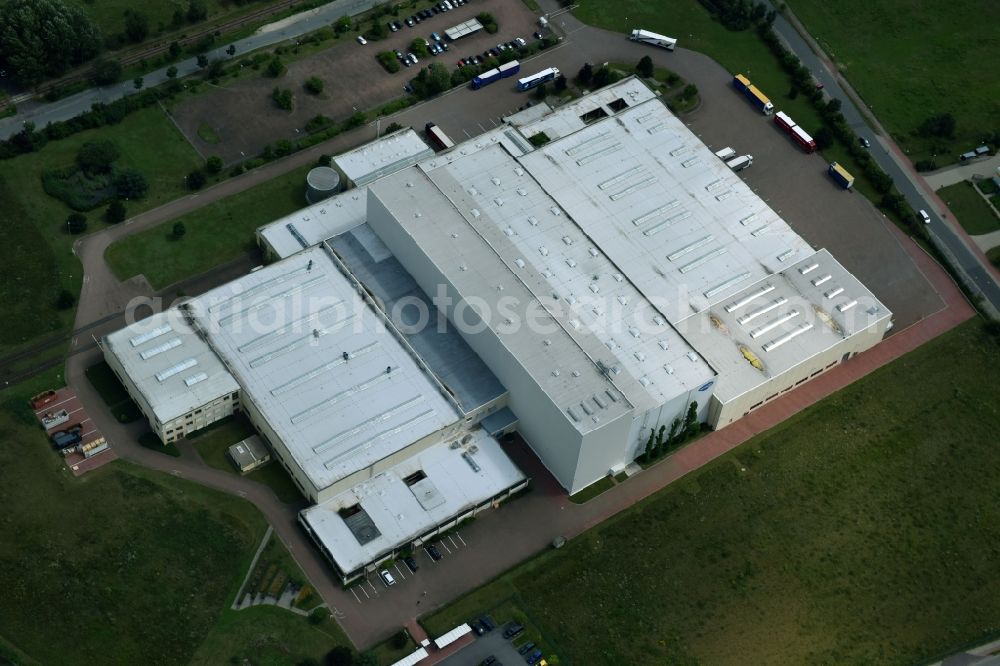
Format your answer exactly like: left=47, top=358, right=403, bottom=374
left=348, top=530, right=470, bottom=605
left=437, top=624, right=530, bottom=666
left=173, top=0, right=543, bottom=162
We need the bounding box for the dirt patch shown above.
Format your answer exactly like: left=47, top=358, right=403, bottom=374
left=170, top=0, right=542, bottom=164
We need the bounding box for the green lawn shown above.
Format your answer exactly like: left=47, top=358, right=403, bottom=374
left=190, top=605, right=350, bottom=666
left=0, top=371, right=269, bottom=665
left=425, top=321, right=1000, bottom=665
left=190, top=415, right=304, bottom=504
left=938, top=180, right=1000, bottom=235
left=568, top=476, right=614, bottom=504
left=106, top=164, right=311, bottom=290
left=0, top=106, right=202, bottom=353
left=786, top=0, right=1000, bottom=164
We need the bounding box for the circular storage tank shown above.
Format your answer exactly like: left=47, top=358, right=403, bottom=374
left=305, top=166, right=340, bottom=203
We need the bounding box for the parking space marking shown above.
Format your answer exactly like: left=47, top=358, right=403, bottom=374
left=367, top=580, right=379, bottom=596
left=448, top=535, right=458, bottom=550
left=393, top=561, right=407, bottom=580
left=34, top=396, right=75, bottom=414
left=439, top=540, right=452, bottom=555
left=424, top=546, right=438, bottom=563
left=456, top=532, right=467, bottom=547
left=351, top=587, right=362, bottom=603
left=360, top=585, right=370, bottom=599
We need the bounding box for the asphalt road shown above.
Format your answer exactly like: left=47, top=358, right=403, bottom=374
left=0, top=0, right=379, bottom=140
left=763, top=2, right=1000, bottom=313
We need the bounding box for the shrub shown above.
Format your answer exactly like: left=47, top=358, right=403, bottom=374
left=266, top=56, right=286, bottom=77
left=326, top=646, right=353, bottom=666
left=187, top=169, right=206, bottom=190
left=91, top=59, right=123, bottom=86
left=344, top=111, right=367, bottom=129
left=105, top=199, right=126, bottom=224
left=484, top=22, right=498, bottom=34
left=205, top=155, right=223, bottom=174
left=915, top=159, right=938, bottom=172
left=172, top=221, right=186, bottom=239
left=305, top=115, right=333, bottom=133
left=43, top=167, right=116, bottom=210
left=318, top=154, right=332, bottom=167
left=66, top=212, right=87, bottom=234
left=681, top=83, right=698, bottom=100
left=274, top=139, right=295, bottom=157
left=636, top=55, right=653, bottom=78
left=918, top=113, right=956, bottom=138
left=383, top=122, right=403, bottom=134
left=390, top=630, right=408, bottom=650
left=334, top=16, right=351, bottom=34
left=114, top=169, right=149, bottom=199
left=410, top=39, right=429, bottom=58
left=575, top=63, right=593, bottom=86
left=304, top=76, right=325, bottom=94
left=55, top=290, right=76, bottom=310
left=376, top=51, right=401, bottom=73
left=166, top=66, right=178, bottom=79
left=272, top=87, right=294, bottom=111
left=76, top=140, right=119, bottom=174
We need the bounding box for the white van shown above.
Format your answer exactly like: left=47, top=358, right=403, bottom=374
left=919, top=209, right=931, bottom=224
left=714, top=146, right=736, bottom=160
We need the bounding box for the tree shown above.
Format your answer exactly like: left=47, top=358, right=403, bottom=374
left=123, top=10, right=149, bottom=43
left=642, top=429, right=655, bottom=462
left=919, top=113, right=956, bottom=138
left=205, top=155, right=223, bottom=174
left=318, top=154, right=332, bottom=167
left=266, top=56, right=286, bottom=77
left=305, top=76, right=325, bottom=95
left=345, top=111, right=366, bottom=129
left=55, top=289, right=76, bottom=310
left=91, top=59, right=123, bottom=86
left=187, top=0, right=208, bottom=23
left=76, top=140, right=119, bottom=174
left=575, top=63, right=593, bottom=86
left=368, top=19, right=386, bottom=40
left=169, top=41, right=182, bottom=59
left=172, top=221, right=186, bottom=239
left=105, top=199, right=126, bottom=224
left=591, top=66, right=615, bottom=88
left=534, top=82, right=547, bottom=100
left=654, top=424, right=666, bottom=457
left=334, top=16, right=351, bottom=34
left=115, top=169, right=149, bottom=199
left=226, top=44, right=236, bottom=57
left=133, top=76, right=143, bottom=90
left=424, top=62, right=451, bottom=95
left=187, top=169, right=206, bottom=190
left=825, top=98, right=842, bottom=114
left=410, top=38, right=430, bottom=58
left=814, top=126, right=834, bottom=150
left=683, top=401, right=699, bottom=441
left=206, top=59, right=226, bottom=79
left=390, top=630, right=409, bottom=650
left=326, top=646, right=354, bottom=666
left=666, top=418, right=681, bottom=450
left=383, top=122, right=403, bottom=134
left=166, top=66, right=178, bottom=79
left=355, top=652, right=377, bottom=666
left=272, top=87, right=293, bottom=110
left=66, top=212, right=87, bottom=234
left=554, top=74, right=567, bottom=91
left=0, top=0, right=102, bottom=86
left=636, top=55, right=653, bottom=78
left=196, top=54, right=209, bottom=69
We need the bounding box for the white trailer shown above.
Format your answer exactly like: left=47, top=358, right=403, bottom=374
left=726, top=154, right=753, bottom=171
left=630, top=29, right=677, bottom=51
left=714, top=146, right=736, bottom=160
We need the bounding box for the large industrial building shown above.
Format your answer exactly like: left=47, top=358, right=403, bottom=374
left=106, top=77, right=890, bottom=580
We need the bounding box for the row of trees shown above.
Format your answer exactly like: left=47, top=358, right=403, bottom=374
left=640, top=402, right=702, bottom=464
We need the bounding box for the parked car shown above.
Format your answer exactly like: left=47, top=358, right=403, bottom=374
left=412, top=13, right=422, bottom=23
left=408, top=52, right=419, bottom=65
left=427, top=543, right=442, bottom=560
left=457, top=58, right=466, bottom=67
left=533, top=31, right=544, bottom=40
left=514, top=36, right=527, bottom=47
left=859, top=136, right=871, bottom=149
left=404, top=555, right=418, bottom=572
left=356, top=35, right=367, bottom=45
left=481, top=657, right=496, bottom=666
left=518, top=643, right=536, bottom=656
left=919, top=209, right=932, bottom=224
left=526, top=650, right=543, bottom=665
left=405, top=16, right=415, bottom=26
left=379, top=569, right=396, bottom=586
left=439, top=41, right=449, bottom=51
left=430, top=32, right=443, bottom=42
left=471, top=620, right=485, bottom=636
left=503, top=623, right=524, bottom=639
left=403, top=83, right=414, bottom=93
left=479, top=615, right=496, bottom=631
left=388, top=21, right=399, bottom=32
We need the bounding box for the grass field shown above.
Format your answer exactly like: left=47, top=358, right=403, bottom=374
left=568, top=476, right=613, bottom=504
left=190, top=415, right=304, bottom=504
left=0, top=106, right=202, bottom=353
left=0, top=370, right=269, bottom=665
left=938, top=180, right=1000, bottom=235
left=190, top=605, right=349, bottom=666
left=786, top=0, right=1000, bottom=163
left=425, top=321, right=1000, bottom=664
left=106, top=164, right=311, bottom=290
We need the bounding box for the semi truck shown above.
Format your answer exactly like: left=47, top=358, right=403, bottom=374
left=51, top=427, right=83, bottom=450
left=772, top=111, right=817, bottom=152
left=498, top=60, right=521, bottom=79
left=732, top=74, right=773, bottom=114
left=630, top=29, right=677, bottom=51
left=424, top=122, right=455, bottom=151
left=516, top=67, right=560, bottom=91
left=726, top=154, right=753, bottom=171
left=828, top=162, right=854, bottom=189
left=472, top=67, right=501, bottom=89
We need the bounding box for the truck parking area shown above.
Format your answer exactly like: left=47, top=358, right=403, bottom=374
left=31, top=387, right=116, bottom=476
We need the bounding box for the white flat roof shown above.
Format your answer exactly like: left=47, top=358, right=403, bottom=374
left=257, top=186, right=369, bottom=259
left=188, top=246, right=461, bottom=491
left=334, top=128, right=434, bottom=187
left=103, top=310, right=239, bottom=426
left=516, top=77, right=656, bottom=142
left=411, top=142, right=713, bottom=410
left=516, top=82, right=814, bottom=322
left=301, top=429, right=526, bottom=574
left=679, top=249, right=891, bottom=404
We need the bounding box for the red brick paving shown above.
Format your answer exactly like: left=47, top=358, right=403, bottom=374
left=30, top=386, right=115, bottom=477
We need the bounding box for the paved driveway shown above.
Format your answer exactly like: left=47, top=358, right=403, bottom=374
left=438, top=628, right=526, bottom=666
